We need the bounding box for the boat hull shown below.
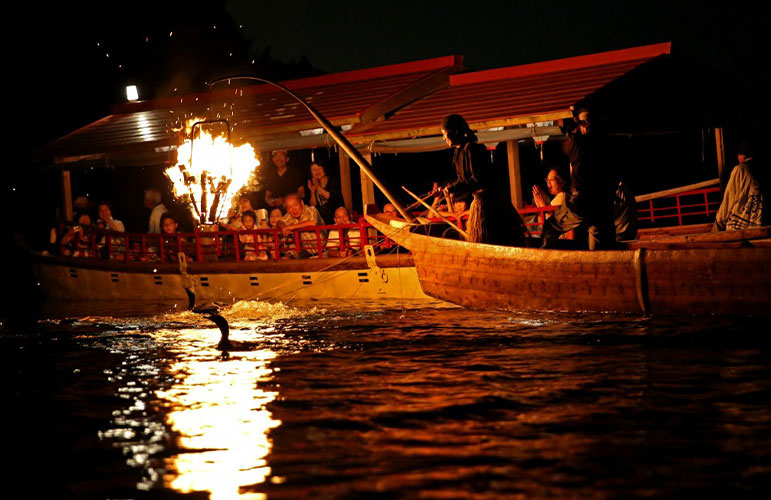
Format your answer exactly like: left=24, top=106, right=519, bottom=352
left=366, top=215, right=771, bottom=316
left=28, top=249, right=429, bottom=303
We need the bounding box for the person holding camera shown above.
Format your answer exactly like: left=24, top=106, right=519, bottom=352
left=541, top=104, right=616, bottom=250
left=60, top=212, right=94, bottom=258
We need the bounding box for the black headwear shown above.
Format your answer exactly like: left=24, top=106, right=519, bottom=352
left=441, top=114, right=476, bottom=143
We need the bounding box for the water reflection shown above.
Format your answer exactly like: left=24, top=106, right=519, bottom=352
left=157, top=335, right=280, bottom=500
left=89, top=302, right=304, bottom=499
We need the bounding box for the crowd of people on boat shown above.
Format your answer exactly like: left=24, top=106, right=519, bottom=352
left=49, top=101, right=766, bottom=260
left=49, top=150, right=379, bottom=261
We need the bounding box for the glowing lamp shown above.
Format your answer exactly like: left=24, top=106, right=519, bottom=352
left=126, top=85, right=139, bottom=102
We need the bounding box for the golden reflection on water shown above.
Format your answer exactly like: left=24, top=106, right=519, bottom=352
left=155, top=328, right=281, bottom=500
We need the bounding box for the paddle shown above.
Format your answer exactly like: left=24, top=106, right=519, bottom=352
left=402, top=185, right=469, bottom=239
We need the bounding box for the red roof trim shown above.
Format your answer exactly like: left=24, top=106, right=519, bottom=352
left=450, top=42, right=671, bottom=86
left=280, top=55, right=463, bottom=89
left=112, top=55, right=463, bottom=115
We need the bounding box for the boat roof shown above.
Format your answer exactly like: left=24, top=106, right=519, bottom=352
left=348, top=43, right=671, bottom=148
left=38, top=43, right=671, bottom=167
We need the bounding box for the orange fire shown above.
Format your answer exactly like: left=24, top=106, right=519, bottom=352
left=166, top=119, right=260, bottom=224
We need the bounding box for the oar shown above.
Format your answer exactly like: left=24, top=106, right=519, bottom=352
left=405, top=189, right=438, bottom=211
left=402, top=186, right=469, bottom=240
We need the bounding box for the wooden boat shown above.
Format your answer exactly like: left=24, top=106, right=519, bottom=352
left=20, top=227, right=430, bottom=305
left=365, top=211, right=771, bottom=316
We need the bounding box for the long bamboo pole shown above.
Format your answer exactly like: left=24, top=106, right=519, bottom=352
left=402, top=186, right=468, bottom=239
left=209, top=77, right=415, bottom=222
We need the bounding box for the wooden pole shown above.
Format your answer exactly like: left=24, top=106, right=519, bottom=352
left=61, top=168, right=73, bottom=222
left=338, top=148, right=353, bottom=212
left=360, top=152, right=376, bottom=210
left=402, top=186, right=468, bottom=239
left=715, top=127, right=727, bottom=191
left=506, top=140, right=523, bottom=209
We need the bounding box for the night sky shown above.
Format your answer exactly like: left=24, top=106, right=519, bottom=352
left=9, top=0, right=767, bottom=156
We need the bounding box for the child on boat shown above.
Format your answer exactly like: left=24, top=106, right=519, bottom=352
left=239, top=210, right=269, bottom=261
left=160, top=213, right=192, bottom=263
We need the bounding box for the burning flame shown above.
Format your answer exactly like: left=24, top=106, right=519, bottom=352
left=166, top=119, right=260, bottom=224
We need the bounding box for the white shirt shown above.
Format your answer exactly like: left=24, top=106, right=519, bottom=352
left=149, top=204, right=167, bottom=233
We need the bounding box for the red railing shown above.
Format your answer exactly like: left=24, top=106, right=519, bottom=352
left=636, top=186, right=720, bottom=226
left=56, top=186, right=724, bottom=260
left=59, top=219, right=399, bottom=263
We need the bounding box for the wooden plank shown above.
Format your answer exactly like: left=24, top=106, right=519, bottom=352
left=360, top=67, right=456, bottom=124
left=627, top=226, right=771, bottom=247
left=635, top=178, right=719, bottom=202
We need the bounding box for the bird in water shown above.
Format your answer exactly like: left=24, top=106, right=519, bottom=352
left=185, top=287, right=259, bottom=354
left=185, top=287, right=233, bottom=351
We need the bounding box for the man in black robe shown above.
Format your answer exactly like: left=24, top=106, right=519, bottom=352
left=440, top=114, right=525, bottom=246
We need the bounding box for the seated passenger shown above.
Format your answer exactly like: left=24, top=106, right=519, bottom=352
left=225, top=195, right=255, bottom=231
left=277, top=194, right=326, bottom=258
left=383, top=203, right=399, bottom=218
left=160, top=212, right=191, bottom=262
left=532, top=167, right=567, bottom=214
left=308, top=160, right=343, bottom=224
left=530, top=168, right=568, bottom=237
left=144, top=187, right=167, bottom=233
left=264, top=208, right=284, bottom=259
left=435, top=200, right=468, bottom=217
left=326, top=207, right=361, bottom=258
left=713, top=141, right=768, bottom=231
left=60, top=212, right=94, bottom=258
left=238, top=210, right=268, bottom=261
left=96, top=202, right=126, bottom=258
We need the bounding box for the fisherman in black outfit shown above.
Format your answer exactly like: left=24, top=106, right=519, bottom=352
left=542, top=105, right=616, bottom=250
left=439, top=114, right=526, bottom=246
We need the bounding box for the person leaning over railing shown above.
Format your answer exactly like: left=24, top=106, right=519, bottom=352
left=326, top=206, right=361, bottom=258
left=276, top=194, right=326, bottom=258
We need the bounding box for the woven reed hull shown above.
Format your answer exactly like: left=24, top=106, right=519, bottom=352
left=366, top=215, right=771, bottom=316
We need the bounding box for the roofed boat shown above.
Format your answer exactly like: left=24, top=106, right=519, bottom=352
left=21, top=223, right=429, bottom=304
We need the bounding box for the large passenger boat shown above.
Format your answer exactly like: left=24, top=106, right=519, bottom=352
left=24, top=221, right=428, bottom=304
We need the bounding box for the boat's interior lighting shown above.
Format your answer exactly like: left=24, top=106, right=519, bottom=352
left=299, top=127, right=324, bottom=137
left=126, top=85, right=139, bottom=102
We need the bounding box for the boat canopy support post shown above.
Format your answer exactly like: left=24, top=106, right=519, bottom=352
left=360, top=151, right=376, bottom=210
left=209, top=76, right=415, bottom=222
left=61, top=167, right=73, bottom=222
left=507, top=140, right=524, bottom=209
left=715, top=127, right=726, bottom=191
left=338, top=148, right=353, bottom=212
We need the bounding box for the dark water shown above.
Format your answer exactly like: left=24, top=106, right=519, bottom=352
left=2, top=299, right=771, bottom=499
